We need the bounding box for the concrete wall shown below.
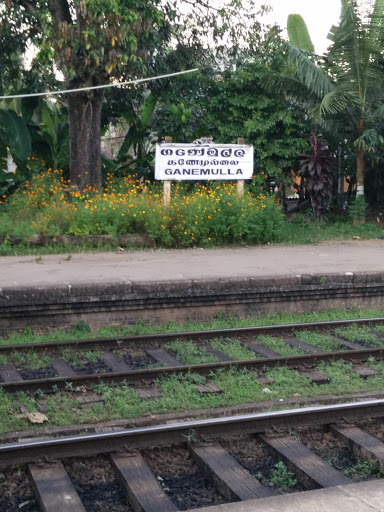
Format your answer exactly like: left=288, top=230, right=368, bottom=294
left=1, top=272, right=384, bottom=335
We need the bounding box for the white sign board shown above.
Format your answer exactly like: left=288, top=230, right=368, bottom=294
left=155, top=143, right=254, bottom=181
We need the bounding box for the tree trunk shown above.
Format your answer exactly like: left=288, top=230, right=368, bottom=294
left=356, top=147, right=365, bottom=196
left=68, top=89, right=104, bottom=189
left=356, top=120, right=365, bottom=197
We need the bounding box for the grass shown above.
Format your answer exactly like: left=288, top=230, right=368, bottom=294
left=3, top=357, right=384, bottom=436
left=2, top=310, right=384, bottom=436
left=333, top=325, right=383, bottom=346
left=2, top=308, right=384, bottom=347
left=280, top=213, right=384, bottom=245
left=344, top=458, right=384, bottom=479
left=295, top=331, right=345, bottom=351
left=255, top=336, right=305, bottom=356
left=269, top=462, right=298, bottom=490
left=165, top=341, right=218, bottom=365
left=0, top=241, right=120, bottom=256
left=60, top=348, right=101, bottom=365
left=0, top=352, right=51, bottom=369
left=210, top=338, right=257, bottom=360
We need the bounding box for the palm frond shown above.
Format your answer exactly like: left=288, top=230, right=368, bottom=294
left=354, top=128, right=384, bottom=152
left=329, top=0, right=384, bottom=99
left=371, top=103, right=384, bottom=122
left=318, top=90, right=359, bottom=116
left=369, top=0, right=384, bottom=37
left=284, top=43, right=334, bottom=98
left=262, top=73, right=320, bottom=107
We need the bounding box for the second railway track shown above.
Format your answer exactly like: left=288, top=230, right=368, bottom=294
left=1, top=317, right=384, bottom=394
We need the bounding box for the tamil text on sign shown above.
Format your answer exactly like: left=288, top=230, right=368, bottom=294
left=155, top=143, right=254, bottom=181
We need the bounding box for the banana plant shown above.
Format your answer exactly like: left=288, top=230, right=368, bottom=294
left=283, top=0, right=384, bottom=200
left=33, top=100, right=69, bottom=172
left=287, top=14, right=314, bottom=52
left=113, top=91, right=159, bottom=177
left=0, top=108, right=32, bottom=194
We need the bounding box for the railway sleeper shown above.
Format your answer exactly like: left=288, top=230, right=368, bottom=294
left=189, top=441, right=272, bottom=501
left=330, top=424, right=384, bottom=463
left=258, top=433, right=352, bottom=489
left=28, top=461, right=86, bottom=512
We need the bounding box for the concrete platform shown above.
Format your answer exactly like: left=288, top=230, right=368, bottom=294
left=192, top=479, right=384, bottom=512
left=1, top=240, right=384, bottom=287
left=1, top=240, right=384, bottom=333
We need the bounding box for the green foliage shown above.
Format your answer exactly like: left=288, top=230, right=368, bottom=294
left=0, top=109, right=31, bottom=162
left=210, top=338, right=257, bottom=360
left=281, top=211, right=384, bottom=244
left=287, top=14, right=314, bottom=52
left=204, top=59, right=310, bottom=183
left=166, top=341, right=218, bottom=365
left=349, top=196, right=366, bottom=223
left=344, top=458, right=384, bottom=479
left=269, top=462, right=298, bottom=490
left=155, top=101, right=195, bottom=143
left=70, top=321, right=91, bottom=336
left=284, top=0, right=384, bottom=200
left=115, top=91, right=159, bottom=178
left=2, top=307, right=384, bottom=347
left=1, top=171, right=284, bottom=247
left=256, top=335, right=305, bottom=356
left=34, top=101, right=70, bottom=173
left=0, top=108, right=33, bottom=195
left=1, top=0, right=267, bottom=187
left=333, top=325, right=382, bottom=346
left=295, top=331, right=344, bottom=351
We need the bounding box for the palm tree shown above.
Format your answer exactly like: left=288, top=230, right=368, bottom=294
left=282, top=0, right=384, bottom=198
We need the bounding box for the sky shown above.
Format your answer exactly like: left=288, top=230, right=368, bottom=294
left=264, top=0, right=342, bottom=53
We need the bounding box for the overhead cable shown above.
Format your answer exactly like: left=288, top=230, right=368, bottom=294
left=0, top=68, right=200, bottom=100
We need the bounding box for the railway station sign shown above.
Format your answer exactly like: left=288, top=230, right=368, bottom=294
left=155, top=142, right=254, bottom=181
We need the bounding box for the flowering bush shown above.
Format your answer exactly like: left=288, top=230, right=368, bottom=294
left=1, top=164, right=284, bottom=247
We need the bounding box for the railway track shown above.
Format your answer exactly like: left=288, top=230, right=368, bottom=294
left=1, top=318, right=384, bottom=395
left=1, top=400, right=384, bottom=512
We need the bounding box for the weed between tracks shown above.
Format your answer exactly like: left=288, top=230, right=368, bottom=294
left=2, top=359, right=384, bottom=435
left=210, top=338, right=259, bottom=360
left=166, top=341, right=218, bottom=365
left=2, top=307, right=384, bottom=346
left=294, top=331, right=345, bottom=351
left=334, top=326, right=383, bottom=346
left=256, top=336, right=305, bottom=356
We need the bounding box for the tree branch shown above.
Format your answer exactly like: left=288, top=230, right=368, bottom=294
left=18, top=0, right=40, bottom=16
left=48, top=0, right=72, bottom=24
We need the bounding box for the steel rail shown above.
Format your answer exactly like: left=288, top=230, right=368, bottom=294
left=1, top=346, right=384, bottom=393
left=0, top=317, right=383, bottom=355
left=1, top=399, right=384, bottom=467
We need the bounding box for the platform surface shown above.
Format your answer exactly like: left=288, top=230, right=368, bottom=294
left=192, top=479, right=384, bottom=512
left=1, top=239, right=384, bottom=288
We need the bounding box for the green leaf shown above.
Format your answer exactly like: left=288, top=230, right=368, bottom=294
left=0, top=144, right=7, bottom=174
left=141, top=92, right=158, bottom=127
left=117, top=124, right=137, bottom=159
left=287, top=14, right=315, bottom=52
left=0, top=109, right=31, bottom=161
left=41, top=102, right=58, bottom=148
